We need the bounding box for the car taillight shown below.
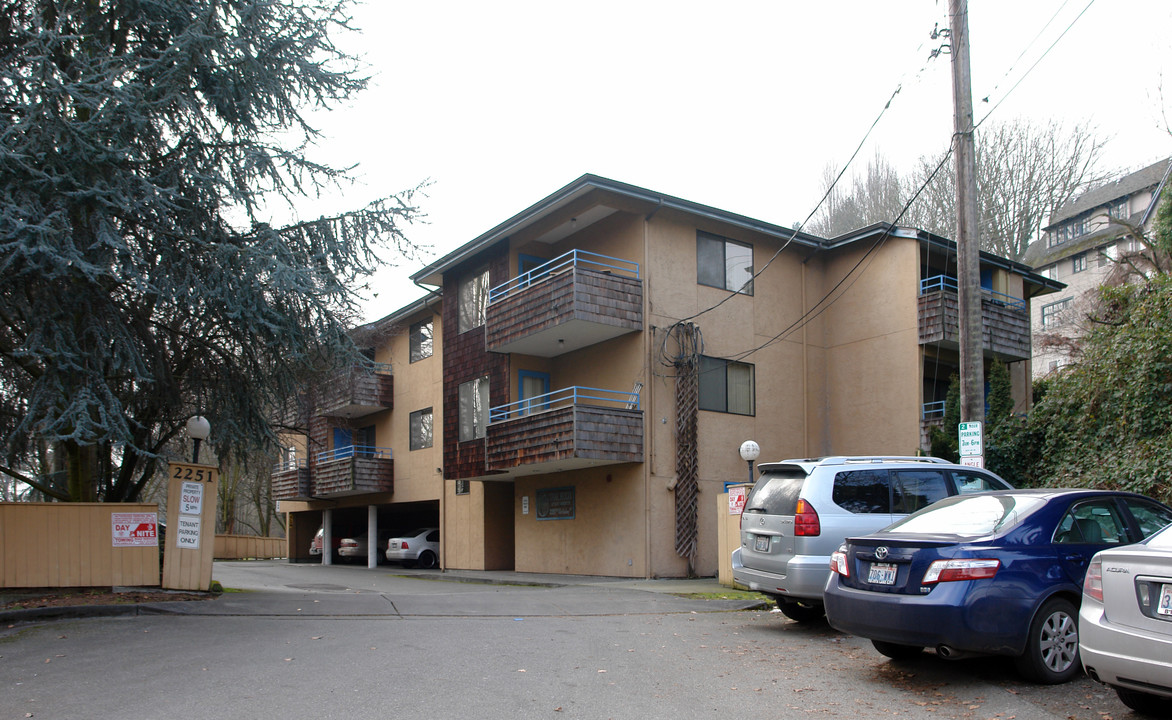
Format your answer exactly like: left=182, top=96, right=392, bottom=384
left=400, top=541, right=409, bottom=550
left=341, top=540, right=357, bottom=548
left=922, top=559, right=999, bottom=584
left=1084, top=558, right=1103, bottom=602
left=830, top=547, right=849, bottom=577
left=794, top=499, right=820, bottom=536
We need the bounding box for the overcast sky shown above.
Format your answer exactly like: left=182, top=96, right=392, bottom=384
left=296, top=0, right=1172, bottom=322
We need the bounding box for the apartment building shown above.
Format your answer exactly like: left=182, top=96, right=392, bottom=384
left=273, top=174, right=1060, bottom=578
left=1023, top=157, right=1171, bottom=377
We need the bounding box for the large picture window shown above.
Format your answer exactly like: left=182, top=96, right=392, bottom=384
left=458, top=268, right=490, bottom=333
left=410, top=319, right=433, bottom=362
left=697, top=232, right=753, bottom=294
left=1041, top=298, right=1071, bottom=328
left=459, top=376, right=490, bottom=441
left=698, top=356, right=755, bottom=415
left=409, top=408, right=433, bottom=450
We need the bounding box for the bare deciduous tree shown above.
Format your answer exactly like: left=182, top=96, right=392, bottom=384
left=808, top=119, right=1109, bottom=260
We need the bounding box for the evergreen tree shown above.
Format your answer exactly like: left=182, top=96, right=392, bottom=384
left=0, top=1, right=424, bottom=501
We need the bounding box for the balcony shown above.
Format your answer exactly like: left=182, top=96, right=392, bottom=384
left=485, top=386, right=643, bottom=477
left=311, top=446, right=394, bottom=497
left=317, top=363, right=393, bottom=419
left=918, top=275, right=1031, bottom=361
left=271, top=459, right=311, bottom=501
left=486, top=250, right=642, bottom=357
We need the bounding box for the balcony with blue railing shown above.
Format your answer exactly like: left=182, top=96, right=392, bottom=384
left=312, top=445, right=394, bottom=496
left=485, top=385, right=643, bottom=476
left=918, top=274, right=1031, bottom=361
left=485, top=249, right=643, bottom=357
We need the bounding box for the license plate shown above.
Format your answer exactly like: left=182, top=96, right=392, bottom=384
left=868, top=562, right=897, bottom=585
left=754, top=535, right=770, bottom=552
left=1159, top=584, right=1172, bottom=617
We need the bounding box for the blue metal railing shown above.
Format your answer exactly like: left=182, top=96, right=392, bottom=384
left=489, top=385, right=641, bottom=423
left=488, top=249, right=640, bottom=304
left=920, top=274, right=1026, bottom=312
left=315, top=445, right=393, bottom=464
left=922, top=401, right=946, bottom=420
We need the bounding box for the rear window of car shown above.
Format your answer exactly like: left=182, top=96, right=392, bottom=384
left=832, top=470, right=890, bottom=513
left=884, top=494, right=1046, bottom=536
left=744, top=470, right=805, bottom=515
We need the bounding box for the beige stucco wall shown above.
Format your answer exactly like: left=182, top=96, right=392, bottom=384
left=811, top=235, right=923, bottom=454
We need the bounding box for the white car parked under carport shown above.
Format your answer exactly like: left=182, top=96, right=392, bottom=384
left=386, top=528, right=439, bottom=569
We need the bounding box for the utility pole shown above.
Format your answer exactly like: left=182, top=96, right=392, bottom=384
left=949, top=0, right=984, bottom=425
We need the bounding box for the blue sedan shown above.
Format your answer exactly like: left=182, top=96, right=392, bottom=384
left=823, top=489, right=1172, bottom=684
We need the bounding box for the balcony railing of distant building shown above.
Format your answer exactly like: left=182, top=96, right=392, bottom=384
left=922, top=401, right=946, bottom=420
left=315, top=445, right=393, bottom=463
left=273, top=458, right=307, bottom=473
left=489, top=385, right=641, bottom=424
left=919, top=275, right=1026, bottom=312
left=488, top=250, right=641, bottom=304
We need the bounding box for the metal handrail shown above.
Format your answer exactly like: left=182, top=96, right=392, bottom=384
left=919, top=274, right=1026, bottom=312
left=488, top=249, right=640, bottom=304
left=489, top=385, right=641, bottom=423
left=272, top=458, right=307, bottom=473
left=922, top=401, right=946, bottom=419
left=316, top=445, right=393, bottom=464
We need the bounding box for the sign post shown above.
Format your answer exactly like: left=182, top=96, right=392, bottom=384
left=162, top=462, right=219, bottom=591
left=958, top=421, right=984, bottom=469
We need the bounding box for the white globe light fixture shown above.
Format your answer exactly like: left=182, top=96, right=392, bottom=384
left=186, top=416, right=211, bottom=464
left=739, top=440, right=760, bottom=485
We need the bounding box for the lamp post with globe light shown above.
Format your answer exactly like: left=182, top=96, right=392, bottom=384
left=186, top=416, right=210, bottom=464
left=739, top=440, right=760, bottom=485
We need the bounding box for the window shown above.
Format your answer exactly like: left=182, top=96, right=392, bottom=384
left=1072, top=253, right=1087, bottom=273
left=410, top=319, right=433, bottom=363
left=1055, top=500, right=1128, bottom=545
left=455, top=479, right=470, bottom=495
left=409, top=408, right=433, bottom=450
left=951, top=470, right=1010, bottom=494
left=458, top=268, right=490, bottom=333
left=459, top=376, right=490, bottom=441
left=518, top=370, right=550, bottom=416
left=1040, top=264, right=1056, bottom=280
left=1041, top=298, right=1070, bottom=328
left=698, top=356, right=755, bottom=415
left=832, top=470, right=891, bottom=514
left=1120, top=497, right=1172, bottom=537
left=890, top=470, right=948, bottom=514
left=1109, top=199, right=1129, bottom=219
left=696, top=232, right=753, bottom=294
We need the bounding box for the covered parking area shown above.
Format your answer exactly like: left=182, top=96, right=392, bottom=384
left=285, top=497, right=439, bottom=568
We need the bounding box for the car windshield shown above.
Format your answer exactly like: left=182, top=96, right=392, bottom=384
left=1146, top=523, right=1172, bottom=549
left=883, top=494, right=1046, bottom=536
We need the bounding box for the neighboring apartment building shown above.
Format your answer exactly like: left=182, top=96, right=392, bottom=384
left=273, top=174, right=1061, bottom=578
left=1023, top=157, right=1171, bottom=377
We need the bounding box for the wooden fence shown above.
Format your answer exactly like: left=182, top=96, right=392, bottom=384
left=213, top=534, right=286, bottom=560
left=1, top=502, right=160, bottom=588
left=0, top=503, right=286, bottom=588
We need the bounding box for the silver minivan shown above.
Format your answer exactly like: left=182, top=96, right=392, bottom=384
left=731, top=456, right=1012, bottom=621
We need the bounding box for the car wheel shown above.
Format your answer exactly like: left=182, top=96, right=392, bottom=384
left=871, top=640, right=924, bottom=660
left=1013, top=597, right=1081, bottom=684
left=417, top=550, right=438, bottom=570
left=777, top=599, right=824, bottom=623
left=1114, top=686, right=1167, bottom=715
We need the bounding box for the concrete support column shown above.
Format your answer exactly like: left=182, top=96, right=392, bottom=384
left=368, top=505, right=379, bottom=569
left=322, top=508, right=333, bottom=566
